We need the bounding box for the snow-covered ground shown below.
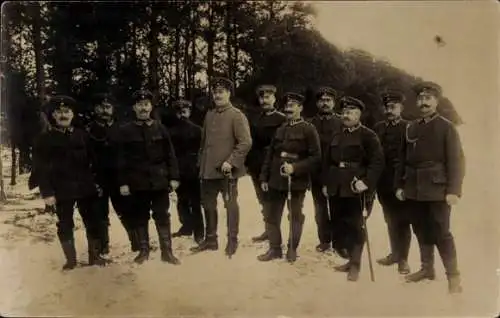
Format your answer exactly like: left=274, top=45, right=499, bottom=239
left=0, top=128, right=498, bottom=316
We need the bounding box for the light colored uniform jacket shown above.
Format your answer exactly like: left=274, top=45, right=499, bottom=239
left=198, top=104, right=252, bottom=179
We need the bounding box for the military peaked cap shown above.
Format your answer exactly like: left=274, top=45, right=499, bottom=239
left=339, top=96, right=365, bottom=111
left=413, top=81, right=442, bottom=98
left=380, top=90, right=406, bottom=105
left=91, top=93, right=116, bottom=107
left=132, top=89, right=153, bottom=104
left=283, top=92, right=305, bottom=104
left=211, top=77, right=234, bottom=92
left=316, top=86, right=338, bottom=99
left=256, top=84, right=277, bottom=95
left=172, top=99, right=192, bottom=110
left=47, top=95, right=77, bottom=113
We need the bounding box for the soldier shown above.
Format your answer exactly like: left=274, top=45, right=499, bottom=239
left=258, top=92, right=321, bottom=263
left=373, top=91, right=412, bottom=274
left=308, top=86, right=342, bottom=253
left=115, top=90, right=181, bottom=265
left=322, top=96, right=384, bottom=281
left=33, top=95, right=109, bottom=270
left=191, top=77, right=252, bottom=257
left=395, top=82, right=465, bottom=294
left=246, top=84, right=286, bottom=243
left=168, top=99, right=204, bottom=244
left=87, top=93, right=138, bottom=255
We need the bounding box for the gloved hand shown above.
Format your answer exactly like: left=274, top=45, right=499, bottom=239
left=120, top=185, right=131, bottom=196
left=169, top=180, right=180, bottom=192
left=43, top=196, right=56, bottom=207
left=395, top=188, right=405, bottom=201
left=261, top=182, right=269, bottom=192
left=446, top=194, right=460, bottom=206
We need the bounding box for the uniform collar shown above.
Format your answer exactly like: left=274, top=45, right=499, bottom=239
left=215, top=104, right=232, bottom=113
left=52, top=126, right=74, bottom=134
left=420, top=112, right=438, bottom=124
left=287, top=118, right=304, bottom=126
left=343, top=123, right=361, bottom=133
left=263, top=108, right=277, bottom=116
left=385, top=117, right=402, bottom=126
left=134, top=119, right=154, bottom=126
left=96, top=119, right=114, bottom=127
left=317, top=112, right=334, bottom=120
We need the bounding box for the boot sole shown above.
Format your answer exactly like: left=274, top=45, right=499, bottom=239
left=405, top=276, right=436, bottom=283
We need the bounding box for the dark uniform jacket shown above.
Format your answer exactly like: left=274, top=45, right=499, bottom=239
left=396, top=113, right=465, bottom=201
left=115, top=119, right=180, bottom=192
left=245, top=109, right=286, bottom=176
left=86, top=120, right=120, bottom=189
left=373, top=118, right=408, bottom=194
left=322, top=124, right=384, bottom=197
left=307, top=113, right=343, bottom=182
left=33, top=127, right=98, bottom=200
left=260, top=119, right=321, bottom=191
left=168, top=116, right=202, bottom=180
left=198, top=104, right=252, bottom=179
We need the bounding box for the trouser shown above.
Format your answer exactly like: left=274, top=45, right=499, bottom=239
left=249, top=172, right=268, bottom=221
left=407, top=200, right=460, bottom=277
left=329, top=196, right=365, bottom=267
left=18, top=143, right=32, bottom=174
left=55, top=196, right=100, bottom=242
left=125, top=190, right=172, bottom=230
left=175, top=178, right=204, bottom=236
left=310, top=179, right=331, bottom=245
left=266, top=188, right=306, bottom=250
left=378, top=191, right=412, bottom=261
left=201, top=178, right=240, bottom=241
left=94, top=186, right=131, bottom=250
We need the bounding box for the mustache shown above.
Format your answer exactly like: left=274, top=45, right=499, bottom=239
left=419, top=104, right=431, bottom=108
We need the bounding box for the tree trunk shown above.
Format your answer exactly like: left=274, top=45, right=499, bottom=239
left=206, top=2, right=215, bottom=94
left=0, top=146, right=6, bottom=202
left=31, top=3, right=45, bottom=105
left=225, top=1, right=233, bottom=80
left=148, top=5, right=160, bottom=106
left=189, top=4, right=197, bottom=93
left=174, top=26, right=181, bottom=99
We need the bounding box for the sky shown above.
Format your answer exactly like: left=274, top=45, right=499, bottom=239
left=311, top=1, right=498, bottom=136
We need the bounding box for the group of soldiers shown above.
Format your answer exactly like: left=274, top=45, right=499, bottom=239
left=31, top=76, right=465, bottom=294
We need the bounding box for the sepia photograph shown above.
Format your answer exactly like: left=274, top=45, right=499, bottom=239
left=0, top=0, right=498, bottom=316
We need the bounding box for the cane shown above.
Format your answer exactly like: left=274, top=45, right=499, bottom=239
left=352, top=177, right=375, bottom=282
left=223, top=170, right=233, bottom=259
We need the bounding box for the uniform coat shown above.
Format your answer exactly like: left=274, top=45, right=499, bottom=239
left=397, top=113, right=465, bottom=201
left=246, top=109, right=287, bottom=176
left=33, top=127, right=98, bottom=200
left=168, top=117, right=202, bottom=180
left=260, top=119, right=321, bottom=191
left=308, top=114, right=343, bottom=180
left=198, top=104, right=252, bottom=179
left=322, top=125, right=384, bottom=197
left=87, top=121, right=121, bottom=189
left=115, top=120, right=180, bottom=191
left=373, top=119, right=408, bottom=194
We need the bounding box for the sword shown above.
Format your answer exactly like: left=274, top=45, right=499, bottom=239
left=281, top=163, right=293, bottom=263
left=361, top=191, right=375, bottom=282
